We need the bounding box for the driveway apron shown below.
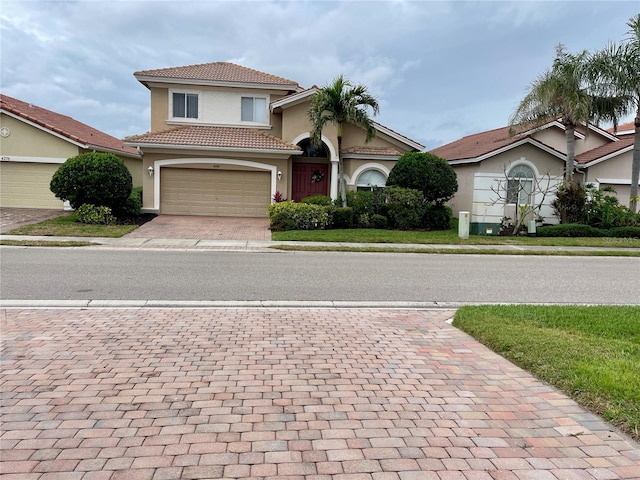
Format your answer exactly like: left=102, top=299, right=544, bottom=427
left=1, top=308, right=638, bottom=479
left=124, top=215, right=271, bottom=241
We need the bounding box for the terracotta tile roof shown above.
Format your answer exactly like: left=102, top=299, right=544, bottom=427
left=341, top=146, right=402, bottom=156
left=134, top=62, right=299, bottom=87
left=606, top=121, right=635, bottom=135
left=125, top=126, right=301, bottom=152
left=430, top=126, right=527, bottom=161
left=1, top=94, right=139, bottom=157
left=575, top=136, right=634, bottom=164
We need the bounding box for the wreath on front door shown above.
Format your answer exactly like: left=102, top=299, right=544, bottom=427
left=311, top=169, right=325, bottom=183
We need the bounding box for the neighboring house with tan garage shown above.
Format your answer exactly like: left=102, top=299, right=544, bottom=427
left=125, top=62, right=423, bottom=217
left=0, top=94, right=141, bottom=209
left=431, top=120, right=635, bottom=234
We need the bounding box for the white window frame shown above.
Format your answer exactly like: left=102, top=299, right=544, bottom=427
left=241, top=96, right=268, bottom=123
left=169, top=89, right=200, bottom=120
left=506, top=164, right=534, bottom=205
left=356, top=169, right=387, bottom=191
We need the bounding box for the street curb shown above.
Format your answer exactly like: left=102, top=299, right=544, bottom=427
left=0, top=300, right=620, bottom=309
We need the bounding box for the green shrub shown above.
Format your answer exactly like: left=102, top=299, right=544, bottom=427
left=332, top=207, right=354, bottom=229
left=423, top=204, right=452, bottom=230
left=608, top=226, right=640, bottom=238
left=537, top=224, right=607, bottom=237
left=552, top=182, right=587, bottom=224
left=386, top=152, right=458, bottom=204
left=381, top=187, right=426, bottom=230
left=585, top=185, right=639, bottom=229
left=116, top=186, right=142, bottom=218
left=301, top=194, right=332, bottom=206
left=50, top=152, right=133, bottom=211
left=371, top=214, right=388, bottom=229
left=74, top=204, right=115, bottom=225
left=267, top=201, right=329, bottom=231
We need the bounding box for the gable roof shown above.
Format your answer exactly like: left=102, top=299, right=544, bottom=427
left=134, top=62, right=300, bottom=90
left=125, top=125, right=301, bottom=153
left=575, top=135, right=634, bottom=165
left=431, top=126, right=526, bottom=161
left=0, top=94, right=139, bottom=157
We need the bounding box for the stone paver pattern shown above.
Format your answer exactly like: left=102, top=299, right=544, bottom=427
left=0, top=208, right=66, bottom=234
left=1, top=308, right=638, bottom=480
left=124, top=215, right=271, bottom=241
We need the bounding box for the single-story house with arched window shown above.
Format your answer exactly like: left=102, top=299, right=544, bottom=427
left=431, top=120, right=637, bottom=234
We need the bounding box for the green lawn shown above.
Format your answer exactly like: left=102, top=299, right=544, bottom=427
left=272, top=227, right=640, bottom=248
left=6, top=213, right=139, bottom=237
left=453, top=305, right=640, bottom=441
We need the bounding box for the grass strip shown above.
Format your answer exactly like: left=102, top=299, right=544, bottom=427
left=453, top=305, right=640, bottom=441
left=6, top=214, right=138, bottom=238
left=272, top=228, right=640, bottom=248
left=270, top=245, right=640, bottom=256
left=0, top=240, right=96, bottom=247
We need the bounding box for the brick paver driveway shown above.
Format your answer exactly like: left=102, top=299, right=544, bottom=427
left=1, top=308, right=638, bottom=479
left=124, top=215, right=271, bottom=241
left=0, top=208, right=66, bottom=234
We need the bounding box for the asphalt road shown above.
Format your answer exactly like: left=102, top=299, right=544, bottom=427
left=1, top=247, right=638, bottom=304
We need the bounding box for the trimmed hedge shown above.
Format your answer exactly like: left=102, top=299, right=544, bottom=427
left=268, top=201, right=329, bottom=231
left=538, top=224, right=640, bottom=238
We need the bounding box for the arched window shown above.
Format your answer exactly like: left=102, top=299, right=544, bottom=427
left=507, top=164, right=534, bottom=204
left=297, top=139, right=329, bottom=158
left=357, top=169, right=387, bottom=191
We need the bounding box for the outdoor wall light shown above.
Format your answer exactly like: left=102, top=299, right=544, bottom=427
left=148, top=166, right=154, bottom=176
left=277, top=170, right=282, bottom=181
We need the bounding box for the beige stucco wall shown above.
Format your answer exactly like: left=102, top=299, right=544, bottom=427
left=1, top=114, right=79, bottom=159
left=147, top=84, right=290, bottom=133
left=476, top=143, right=565, bottom=176
left=531, top=126, right=610, bottom=156
left=447, top=163, right=477, bottom=217
left=583, top=150, right=636, bottom=206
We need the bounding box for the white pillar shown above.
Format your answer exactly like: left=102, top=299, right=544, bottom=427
left=330, top=159, right=339, bottom=200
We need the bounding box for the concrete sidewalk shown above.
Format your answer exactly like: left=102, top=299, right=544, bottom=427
left=3, top=234, right=640, bottom=254
left=1, top=307, right=638, bottom=479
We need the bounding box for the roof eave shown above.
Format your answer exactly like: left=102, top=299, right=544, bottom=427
left=373, top=123, right=424, bottom=151
left=125, top=141, right=302, bottom=156
left=580, top=145, right=634, bottom=168
left=85, top=144, right=141, bottom=159
left=135, top=75, right=298, bottom=91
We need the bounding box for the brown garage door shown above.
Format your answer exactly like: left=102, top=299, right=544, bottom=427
left=0, top=162, right=64, bottom=208
left=160, top=167, right=271, bottom=217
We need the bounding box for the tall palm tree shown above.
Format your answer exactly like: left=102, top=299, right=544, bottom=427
left=588, top=14, right=640, bottom=212
left=308, top=75, right=379, bottom=207
left=509, top=46, right=595, bottom=184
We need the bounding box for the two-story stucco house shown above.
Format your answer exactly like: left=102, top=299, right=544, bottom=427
left=125, top=62, right=424, bottom=217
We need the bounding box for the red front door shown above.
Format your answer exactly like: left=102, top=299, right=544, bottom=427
left=292, top=163, right=329, bottom=202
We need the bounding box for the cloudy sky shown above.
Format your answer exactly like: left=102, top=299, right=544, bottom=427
left=1, top=1, right=637, bottom=150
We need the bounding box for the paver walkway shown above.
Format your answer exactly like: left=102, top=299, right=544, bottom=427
left=1, top=308, right=638, bottom=480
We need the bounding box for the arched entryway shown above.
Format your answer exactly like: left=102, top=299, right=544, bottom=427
left=292, top=139, right=330, bottom=202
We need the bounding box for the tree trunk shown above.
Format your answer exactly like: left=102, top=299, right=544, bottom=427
left=629, top=111, right=640, bottom=213
left=338, top=135, right=347, bottom=208
left=565, top=124, right=576, bottom=184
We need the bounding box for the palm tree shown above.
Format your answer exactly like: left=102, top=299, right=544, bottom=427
left=509, top=46, right=596, bottom=184
left=308, top=75, right=379, bottom=207
left=587, top=14, right=640, bottom=212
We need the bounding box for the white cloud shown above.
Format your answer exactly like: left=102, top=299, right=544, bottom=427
left=1, top=0, right=637, bottom=150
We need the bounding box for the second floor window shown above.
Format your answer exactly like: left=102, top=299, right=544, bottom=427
left=173, top=93, right=198, bottom=119
left=241, top=97, right=267, bottom=123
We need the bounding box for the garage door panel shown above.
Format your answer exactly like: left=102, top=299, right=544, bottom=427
left=0, top=162, right=64, bottom=208
left=160, top=168, right=270, bottom=217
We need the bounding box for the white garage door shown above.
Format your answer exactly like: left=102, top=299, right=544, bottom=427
left=160, top=167, right=271, bottom=217
left=0, top=162, right=64, bottom=208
